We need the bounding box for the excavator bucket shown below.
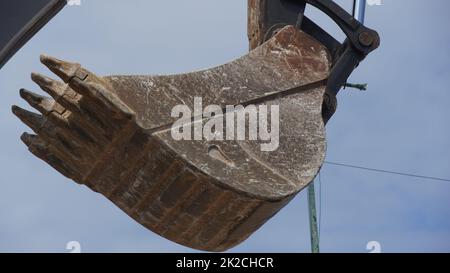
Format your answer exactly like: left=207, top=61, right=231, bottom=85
left=12, top=0, right=379, bottom=251
left=13, top=26, right=330, bottom=251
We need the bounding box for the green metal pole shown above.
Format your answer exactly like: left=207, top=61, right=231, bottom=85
left=307, top=182, right=320, bottom=253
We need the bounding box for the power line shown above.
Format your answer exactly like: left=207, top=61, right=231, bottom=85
left=324, top=161, right=450, bottom=182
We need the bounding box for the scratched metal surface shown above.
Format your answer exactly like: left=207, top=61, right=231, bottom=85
left=13, top=26, right=331, bottom=251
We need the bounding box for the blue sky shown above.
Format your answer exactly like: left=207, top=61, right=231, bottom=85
left=0, top=0, right=449, bottom=252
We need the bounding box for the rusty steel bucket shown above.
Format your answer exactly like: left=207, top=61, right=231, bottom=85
left=13, top=26, right=331, bottom=251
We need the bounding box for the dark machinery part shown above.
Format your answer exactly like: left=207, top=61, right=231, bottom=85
left=0, top=0, right=66, bottom=69
left=251, top=0, right=379, bottom=121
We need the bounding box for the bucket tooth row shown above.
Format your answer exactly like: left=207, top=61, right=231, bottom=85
left=14, top=55, right=139, bottom=185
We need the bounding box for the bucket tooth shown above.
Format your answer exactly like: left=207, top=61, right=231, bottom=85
left=40, top=54, right=81, bottom=83
left=30, top=72, right=82, bottom=115
left=25, top=135, right=78, bottom=180
left=31, top=72, right=66, bottom=99
left=12, top=105, right=46, bottom=133
left=19, top=88, right=54, bottom=115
